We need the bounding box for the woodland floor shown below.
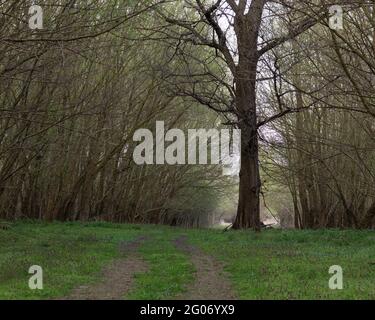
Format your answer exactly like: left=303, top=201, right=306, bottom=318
left=1, top=221, right=375, bottom=299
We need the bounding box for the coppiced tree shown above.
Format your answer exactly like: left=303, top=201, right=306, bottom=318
left=262, top=1, right=375, bottom=228
left=0, top=0, right=232, bottom=227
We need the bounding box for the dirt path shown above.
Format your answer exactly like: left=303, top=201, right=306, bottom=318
left=174, top=235, right=237, bottom=300
left=64, top=236, right=148, bottom=300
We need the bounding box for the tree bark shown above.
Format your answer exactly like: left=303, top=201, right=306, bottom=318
left=232, top=3, right=264, bottom=230
left=233, top=124, right=261, bottom=230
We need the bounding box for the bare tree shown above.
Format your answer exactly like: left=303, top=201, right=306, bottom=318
left=151, top=0, right=333, bottom=229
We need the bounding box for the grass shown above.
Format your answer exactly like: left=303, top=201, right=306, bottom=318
left=188, top=228, right=375, bottom=299
left=127, top=229, right=194, bottom=299
left=0, top=221, right=143, bottom=299
left=1, top=221, right=375, bottom=299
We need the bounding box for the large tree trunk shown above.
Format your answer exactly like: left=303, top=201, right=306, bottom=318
left=232, top=1, right=265, bottom=231
left=233, top=125, right=261, bottom=230
left=232, top=54, right=261, bottom=231
left=232, top=74, right=261, bottom=230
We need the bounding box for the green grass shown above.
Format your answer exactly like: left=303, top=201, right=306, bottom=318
left=188, top=228, right=375, bottom=299
left=127, top=229, right=194, bottom=299
left=0, top=221, right=144, bottom=299
left=1, top=221, right=375, bottom=299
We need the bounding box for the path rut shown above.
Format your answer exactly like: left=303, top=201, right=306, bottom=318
left=63, top=236, right=148, bottom=300
left=174, top=235, right=236, bottom=300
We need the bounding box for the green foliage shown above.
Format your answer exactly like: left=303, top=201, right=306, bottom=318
left=1, top=222, right=375, bottom=300
left=0, top=222, right=142, bottom=299
left=127, top=229, right=194, bottom=299
left=188, top=229, right=375, bottom=299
